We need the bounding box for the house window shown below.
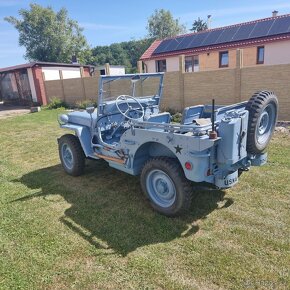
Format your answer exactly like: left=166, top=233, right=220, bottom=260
left=185, top=55, right=199, bottom=72
left=219, top=51, right=229, bottom=68
left=257, top=46, right=265, bottom=64
left=156, top=60, right=166, bottom=72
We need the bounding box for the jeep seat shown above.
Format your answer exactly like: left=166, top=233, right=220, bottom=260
left=145, top=112, right=171, bottom=123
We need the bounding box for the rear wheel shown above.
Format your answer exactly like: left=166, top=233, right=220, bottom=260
left=141, top=157, right=192, bottom=217
left=246, top=91, right=278, bottom=154
left=58, top=134, right=85, bottom=176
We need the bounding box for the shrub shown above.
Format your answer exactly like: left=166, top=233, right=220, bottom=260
left=75, top=100, right=97, bottom=110
left=46, top=97, right=68, bottom=110
left=171, top=112, right=182, bottom=123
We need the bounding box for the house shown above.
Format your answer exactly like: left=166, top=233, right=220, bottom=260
left=96, top=64, right=125, bottom=75
left=0, top=62, right=93, bottom=106
left=140, top=13, right=290, bottom=73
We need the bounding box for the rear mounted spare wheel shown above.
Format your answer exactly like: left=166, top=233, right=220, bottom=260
left=246, top=91, right=278, bottom=154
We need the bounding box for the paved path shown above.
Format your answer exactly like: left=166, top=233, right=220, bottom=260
left=0, top=104, right=31, bottom=119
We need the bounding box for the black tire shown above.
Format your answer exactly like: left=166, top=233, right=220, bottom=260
left=141, top=157, right=192, bottom=217
left=58, top=134, right=85, bottom=176
left=246, top=91, right=278, bottom=154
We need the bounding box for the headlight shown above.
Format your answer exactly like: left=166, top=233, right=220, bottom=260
left=58, top=114, right=69, bottom=124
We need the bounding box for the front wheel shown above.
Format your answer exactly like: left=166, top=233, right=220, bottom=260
left=58, top=134, right=85, bottom=176
left=141, top=157, right=192, bottom=217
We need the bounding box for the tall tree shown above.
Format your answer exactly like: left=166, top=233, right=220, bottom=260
left=190, top=17, right=208, bottom=32
left=5, top=4, right=89, bottom=64
left=147, top=9, right=186, bottom=39
left=91, top=38, right=153, bottom=73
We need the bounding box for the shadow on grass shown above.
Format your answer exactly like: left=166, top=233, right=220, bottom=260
left=13, top=160, right=233, bottom=256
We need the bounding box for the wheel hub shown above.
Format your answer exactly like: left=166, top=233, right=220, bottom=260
left=258, top=111, right=269, bottom=135
left=146, top=170, right=176, bottom=208
left=62, top=144, right=73, bottom=169
left=256, top=102, right=276, bottom=145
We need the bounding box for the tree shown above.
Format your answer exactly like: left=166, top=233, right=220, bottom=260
left=147, top=9, right=186, bottom=39
left=190, top=17, right=208, bottom=32
left=5, top=3, right=90, bottom=64
left=120, top=38, right=154, bottom=72
left=91, top=38, right=154, bottom=73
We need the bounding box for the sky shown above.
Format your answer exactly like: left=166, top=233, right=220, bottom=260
left=1, top=0, right=290, bottom=67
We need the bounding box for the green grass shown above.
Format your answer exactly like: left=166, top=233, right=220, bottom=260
left=0, top=110, right=289, bottom=290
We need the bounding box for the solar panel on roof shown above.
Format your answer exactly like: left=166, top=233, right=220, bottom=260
left=153, top=39, right=172, bottom=54
left=188, top=33, right=208, bottom=48
left=165, top=37, right=185, bottom=51
left=231, top=22, right=256, bottom=41
left=201, top=29, right=224, bottom=46
left=216, top=26, right=239, bottom=43
left=152, top=15, right=290, bottom=55
left=268, top=17, right=290, bottom=35
left=250, top=19, right=274, bottom=38
left=175, top=35, right=196, bottom=50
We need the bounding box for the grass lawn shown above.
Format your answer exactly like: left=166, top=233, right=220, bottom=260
left=0, top=109, right=289, bottom=290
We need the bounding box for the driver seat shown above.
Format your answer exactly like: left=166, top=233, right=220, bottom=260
left=145, top=112, right=171, bottom=123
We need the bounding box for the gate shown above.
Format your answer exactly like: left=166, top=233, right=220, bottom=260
left=0, top=69, right=32, bottom=105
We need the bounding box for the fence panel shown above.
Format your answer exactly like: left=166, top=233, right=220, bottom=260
left=44, top=64, right=290, bottom=120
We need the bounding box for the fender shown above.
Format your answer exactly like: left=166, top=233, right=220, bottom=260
left=60, top=124, right=94, bottom=157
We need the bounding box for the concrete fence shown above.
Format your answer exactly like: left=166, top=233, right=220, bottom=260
left=44, top=57, right=290, bottom=120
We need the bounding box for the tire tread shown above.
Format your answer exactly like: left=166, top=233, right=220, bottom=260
left=141, top=157, right=192, bottom=217
left=58, top=134, right=85, bottom=176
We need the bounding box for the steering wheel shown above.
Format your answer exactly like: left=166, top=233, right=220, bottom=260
left=116, top=95, right=145, bottom=121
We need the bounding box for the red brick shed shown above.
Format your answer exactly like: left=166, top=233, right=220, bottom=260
left=0, top=62, right=93, bottom=106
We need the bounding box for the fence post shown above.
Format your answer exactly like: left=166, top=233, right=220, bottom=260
left=137, top=61, right=143, bottom=73
left=179, top=55, right=185, bottom=110
left=105, top=63, right=110, bottom=75
left=235, top=49, right=243, bottom=102
left=59, top=70, right=66, bottom=103
left=81, top=77, right=87, bottom=101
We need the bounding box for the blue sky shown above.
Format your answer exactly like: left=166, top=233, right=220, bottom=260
left=1, top=0, right=290, bottom=67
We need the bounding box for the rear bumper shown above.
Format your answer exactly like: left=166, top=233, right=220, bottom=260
left=215, top=170, right=239, bottom=189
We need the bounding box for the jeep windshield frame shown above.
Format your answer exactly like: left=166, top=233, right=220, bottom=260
left=97, top=73, right=164, bottom=117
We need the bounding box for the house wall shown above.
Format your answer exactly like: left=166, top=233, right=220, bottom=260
left=42, top=67, right=82, bottom=81
left=83, top=67, right=91, bottom=77
left=32, top=67, right=47, bottom=105
left=109, top=67, right=125, bottom=75
left=143, top=40, right=290, bottom=72
left=199, top=49, right=237, bottom=71
left=144, top=57, right=179, bottom=73
left=166, top=56, right=180, bottom=72
left=242, top=46, right=258, bottom=67
left=264, top=40, right=290, bottom=65
left=145, top=60, right=156, bottom=73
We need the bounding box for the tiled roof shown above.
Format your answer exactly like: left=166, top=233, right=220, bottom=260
left=140, top=39, right=162, bottom=60
left=140, top=14, right=290, bottom=60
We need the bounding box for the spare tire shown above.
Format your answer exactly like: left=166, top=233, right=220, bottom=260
left=246, top=91, right=278, bottom=154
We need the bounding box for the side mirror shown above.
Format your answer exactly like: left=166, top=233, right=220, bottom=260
left=86, top=106, right=95, bottom=115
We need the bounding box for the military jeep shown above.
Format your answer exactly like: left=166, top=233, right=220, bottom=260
left=58, top=73, right=278, bottom=216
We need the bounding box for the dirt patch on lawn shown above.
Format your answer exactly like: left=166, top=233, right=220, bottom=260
left=0, top=104, right=31, bottom=119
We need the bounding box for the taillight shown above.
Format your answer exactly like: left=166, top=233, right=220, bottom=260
left=185, top=162, right=192, bottom=170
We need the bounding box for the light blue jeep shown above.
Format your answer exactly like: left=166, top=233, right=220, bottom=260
left=58, top=73, right=278, bottom=216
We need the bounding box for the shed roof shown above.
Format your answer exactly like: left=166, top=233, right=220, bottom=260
left=0, top=61, right=93, bottom=73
